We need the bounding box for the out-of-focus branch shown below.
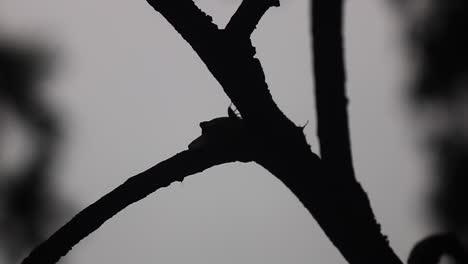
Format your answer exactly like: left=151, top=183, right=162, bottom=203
left=225, top=0, right=280, bottom=37
left=408, top=233, right=468, bottom=264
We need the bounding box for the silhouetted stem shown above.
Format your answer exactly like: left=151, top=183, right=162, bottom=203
left=21, top=149, right=239, bottom=264
left=312, top=0, right=353, bottom=171
left=311, top=1, right=401, bottom=263
left=255, top=139, right=401, bottom=264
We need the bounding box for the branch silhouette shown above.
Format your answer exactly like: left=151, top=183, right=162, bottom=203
left=312, top=0, right=352, bottom=170
left=311, top=1, right=401, bottom=263
left=21, top=114, right=254, bottom=264
left=21, top=1, right=402, bottom=263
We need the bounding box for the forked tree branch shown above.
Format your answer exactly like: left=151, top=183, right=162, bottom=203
left=147, top=0, right=293, bottom=132
left=21, top=1, right=403, bottom=263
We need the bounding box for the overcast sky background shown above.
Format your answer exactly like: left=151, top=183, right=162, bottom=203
left=0, top=0, right=434, bottom=263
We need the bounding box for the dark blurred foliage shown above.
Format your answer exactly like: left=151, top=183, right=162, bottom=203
left=0, top=36, right=70, bottom=263
left=395, top=0, right=468, bottom=263
left=410, top=0, right=468, bottom=101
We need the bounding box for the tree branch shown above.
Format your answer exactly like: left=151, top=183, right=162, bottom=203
left=312, top=0, right=353, bottom=172
left=20, top=115, right=254, bottom=264
left=21, top=151, right=229, bottom=264
left=21, top=2, right=404, bottom=264
left=225, top=0, right=280, bottom=37
left=310, top=1, right=401, bottom=263
left=146, top=0, right=294, bottom=132
left=146, top=0, right=220, bottom=45
left=257, top=142, right=402, bottom=264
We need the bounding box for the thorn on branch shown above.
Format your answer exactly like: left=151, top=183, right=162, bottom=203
left=299, top=120, right=310, bottom=130
left=228, top=103, right=242, bottom=120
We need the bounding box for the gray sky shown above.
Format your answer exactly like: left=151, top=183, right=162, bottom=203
left=0, top=0, right=433, bottom=263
